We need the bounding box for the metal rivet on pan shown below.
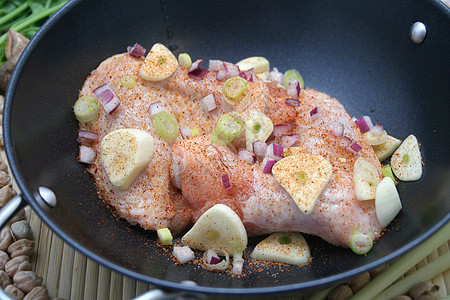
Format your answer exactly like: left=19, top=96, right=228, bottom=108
left=37, top=187, right=57, bottom=208
left=410, top=22, right=427, bottom=44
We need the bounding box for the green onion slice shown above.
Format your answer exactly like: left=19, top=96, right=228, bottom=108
left=283, top=69, right=305, bottom=89
left=222, top=77, right=250, bottom=106
left=120, top=75, right=136, bottom=88
left=382, top=164, right=397, bottom=185
left=211, top=112, right=244, bottom=144
left=74, top=96, right=100, bottom=123
left=349, top=229, right=374, bottom=255
left=152, top=111, right=180, bottom=143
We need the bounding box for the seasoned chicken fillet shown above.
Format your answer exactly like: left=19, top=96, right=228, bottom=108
left=171, top=89, right=383, bottom=247
left=78, top=53, right=294, bottom=235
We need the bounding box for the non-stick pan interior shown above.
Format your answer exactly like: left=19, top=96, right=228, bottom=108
left=4, top=0, right=450, bottom=295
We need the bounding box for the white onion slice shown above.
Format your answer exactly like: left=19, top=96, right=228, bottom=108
left=77, top=130, right=99, bottom=144
left=79, top=146, right=96, bottom=164
left=202, top=249, right=230, bottom=271
left=201, top=94, right=217, bottom=112
left=369, top=124, right=384, bottom=135
left=148, top=101, right=164, bottom=117
left=93, top=83, right=121, bottom=115
left=173, top=246, right=195, bottom=264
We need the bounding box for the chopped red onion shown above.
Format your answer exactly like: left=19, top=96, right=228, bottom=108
left=260, top=157, right=277, bottom=174
left=284, top=98, right=301, bottom=107
left=202, top=249, right=230, bottom=271
left=310, top=106, right=321, bottom=122
left=333, top=123, right=345, bottom=137
left=287, top=81, right=301, bottom=99
left=77, top=130, right=99, bottom=144
left=268, top=67, right=284, bottom=84
left=280, top=134, right=300, bottom=148
left=208, top=59, right=223, bottom=72
left=216, top=62, right=240, bottom=81
left=204, top=249, right=221, bottom=265
left=252, top=140, right=267, bottom=158
left=239, top=68, right=255, bottom=82
left=369, top=124, right=384, bottom=135
left=201, top=94, right=217, bottom=112
left=148, top=101, right=164, bottom=117
left=216, top=68, right=227, bottom=81
left=238, top=148, right=256, bottom=164
left=272, top=122, right=296, bottom=138
left=93, top=83, right=121, bottom=114
left=188, top=67, right=210, bottom=80
left=188, top=59, right=204, bottom=73
left=79, top=146, right=96, bottom=164
left=355, top=116, right=374, bottom=133
left=127, top=43, right=146, bottom=58
left=349, top=142, right=363, bottom=154
left=222, top=173, right=232, bottom=189
left=180, top=126, right=192, bottom=139
left=266, top=143, right=284, bottom=160
left=173, top=246, right=195, bottom=264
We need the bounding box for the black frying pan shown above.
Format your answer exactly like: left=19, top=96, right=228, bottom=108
left=2, top=0, right=450, bottom=298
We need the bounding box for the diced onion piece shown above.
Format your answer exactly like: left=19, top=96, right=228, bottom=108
left=283, top=69, right=305, bottom=89
left=239, top=68, right=255, bottom=83
left=269, top=67, right=284, bottom=85
left=208, top=59, right=223, bottom=72
left=74, top=96, right=100, bottom=122
left=222, top=174, right=232, bottom=189
left=77, top=130, right=99, bottom=144
left=266, top=143, right=284, bottom=160
left=202, top=94, right=217, bottom=112
left=349, top=229, right=374, bottom=255
left=202, top=249, right=230, bottom=271
left=260, top=157, right=277, bottom=174
left=152, top=111, right=180, bottom=143
left=188, top=59, right=210, bottom=80
left=272, top=122, right=296, bottom=138
left=223, top=62, right=240, bottom=78
left=333, top=124, right=345, bottom=137
left=287, top=81, right=301, bottom=99
left=222, top=77, right=249, bottom=106
left=349, top=142, right=363, bottom=154
left=157, top=228, right=173, bottom=246
left=178, top=53, right=192, bottom=69
left=93, top=83, right=121, bottom=115
left=238, top=148, right=256, bottom=164
left=280, top=134, right=301, bottom=148
left=252, top=140, right=267, bottom=158
left=284, top=98, right=301, bottom=107
left=231, top=256, right=244, bottom=276
left=355, top=116, right=374, bottom=133
left=127, top=43, right=146, bottom=58
left=173, top=246, right=195, bottom=264
left=79, top=146, right=96, bottom=164
left=376, top=177, right=402, bottom=227
left=204, top=249, right=221, bottom=264
left=180, top=126, right=193, bottom=139
left=148, top=101, right=164, bottom=117
left=188, top=59, right=203, bottom=73
left=310, top=106, right=321, bottom=122
left=120, top=75, right=136, bottom=88
left=211, top=112, right=244, bottom=145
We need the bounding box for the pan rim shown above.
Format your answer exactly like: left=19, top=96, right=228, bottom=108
left=3, top=0, right=450, bottom=295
